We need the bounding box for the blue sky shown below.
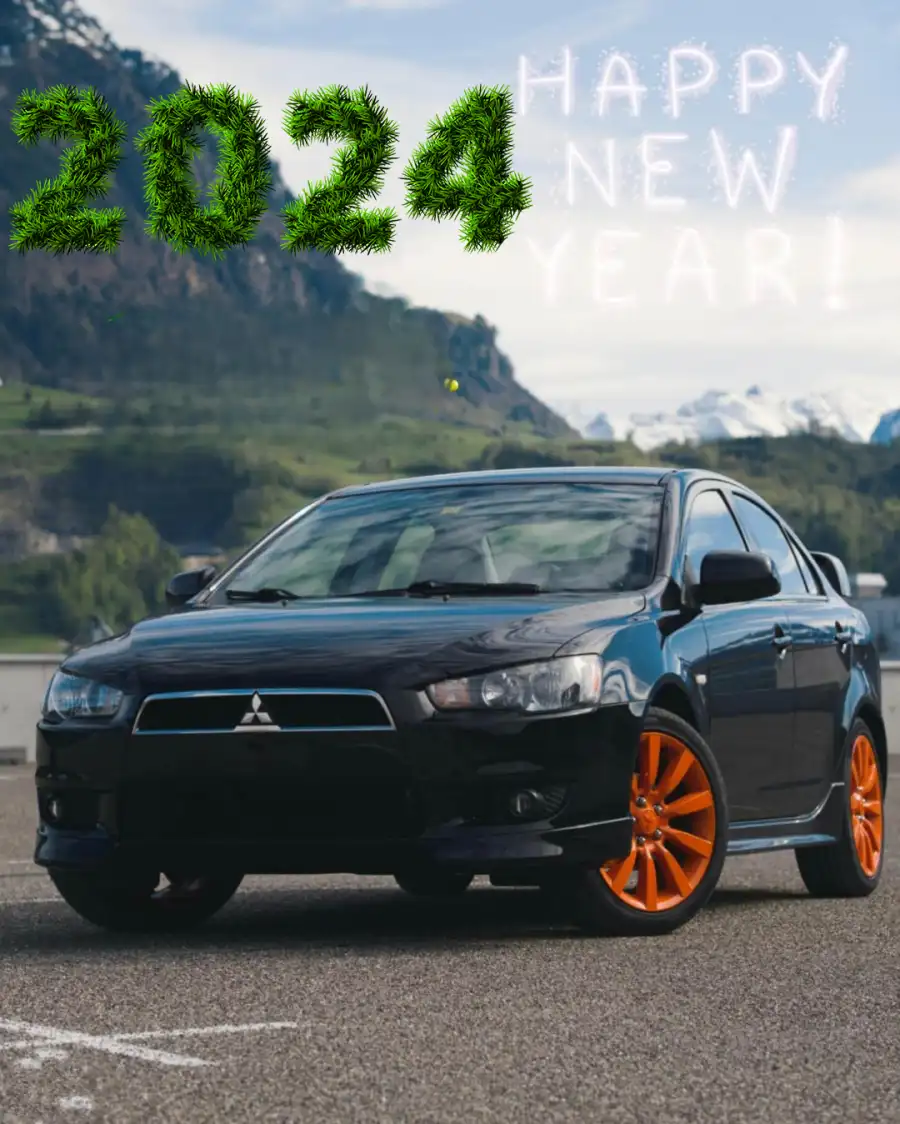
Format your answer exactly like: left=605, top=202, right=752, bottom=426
left=204, top=0, right=897, bottom=190
left=78, top=0, right=900, bottom=424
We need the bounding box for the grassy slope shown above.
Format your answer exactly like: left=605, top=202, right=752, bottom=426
left=0, top=384, right=103, bottom=428
left=2, top=424, right=899, bottom=649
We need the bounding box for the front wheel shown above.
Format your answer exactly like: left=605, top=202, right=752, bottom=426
left=794, top=720, right=885, bottom=897
left=563, top=708, right=729, bottom=937
left=49, top=869, right=244, bottom=933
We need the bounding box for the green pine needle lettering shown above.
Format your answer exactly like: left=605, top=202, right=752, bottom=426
left=402, top=85, right=532, bottom=252
left=135, top=82, right=273, bottom=258
left=9, top=84, right=128, bottom=254
left=280, top=84, right=399, bottom=255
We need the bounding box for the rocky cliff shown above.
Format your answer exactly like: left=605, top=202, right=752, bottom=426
left=0, top=0, right=573, bottom=437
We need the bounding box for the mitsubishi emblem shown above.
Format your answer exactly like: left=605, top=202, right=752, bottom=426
left=234, top=692, right=280, bottom=732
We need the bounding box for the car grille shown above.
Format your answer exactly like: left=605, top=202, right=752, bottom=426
left=133, top=689, right=394, bottom=734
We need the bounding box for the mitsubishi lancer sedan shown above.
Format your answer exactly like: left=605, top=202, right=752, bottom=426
left=34, top=467, right=887, bottom=937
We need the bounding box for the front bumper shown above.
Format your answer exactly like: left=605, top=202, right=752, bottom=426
left=33, top=701, right=640, bottom=877
left=34, top=818, right=634, bottom=876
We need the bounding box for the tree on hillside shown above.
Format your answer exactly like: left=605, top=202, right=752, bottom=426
left=54, top=507, right=182, bottom=636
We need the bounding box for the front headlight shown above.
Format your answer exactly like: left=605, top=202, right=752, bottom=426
left=42, top=671, right=124, bottom=720
left=426, top=655, right=602, bottom=714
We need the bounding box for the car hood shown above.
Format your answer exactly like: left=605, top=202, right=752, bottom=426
left=62, top=593, right=646, bottom=694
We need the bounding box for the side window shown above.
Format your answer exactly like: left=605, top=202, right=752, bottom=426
left=683, top=489, right=747, bottom=579
left=730, top=495, right=807, bottom=596
left=791, top=540, right=822, bottom=594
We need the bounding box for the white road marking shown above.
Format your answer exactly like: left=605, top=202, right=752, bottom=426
left=59, top=1096, right=94, bottom=1112
left=0, top=1039, right=70, bottom=1053
left=16, top=1047, right=68, bottom=1069
left=0, top=1019, right=301, bottom=1071
left=0, top=1019, right=213, bottom=1068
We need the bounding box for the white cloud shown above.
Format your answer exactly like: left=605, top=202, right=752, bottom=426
left=345, top=204, right=900, bottom=412
left=75, top=0, right=900, bottom=415
left=839, top=158, right=900, bottom=212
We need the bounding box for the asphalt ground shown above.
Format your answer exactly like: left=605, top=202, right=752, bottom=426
left=0, top=763, right=897, bottom=1124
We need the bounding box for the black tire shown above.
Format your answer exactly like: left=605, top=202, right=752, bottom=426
left=49, top=869, right=244, bottom=933
left=795, top=719, right=885, bottom=897
left=394, top=867, right=473, bottom=898
left=562, top=707, right=729, bottom=937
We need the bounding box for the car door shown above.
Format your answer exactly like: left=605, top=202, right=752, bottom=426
left=730, top=494, right=850, bottom=815
left=681, top=486, right=797, bottom=822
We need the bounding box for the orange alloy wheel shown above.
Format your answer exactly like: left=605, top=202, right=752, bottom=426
left=849, top=734, right=884, bottom=878
left=601, top=731, right=717, bottom=912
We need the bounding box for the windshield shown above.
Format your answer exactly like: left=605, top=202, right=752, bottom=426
left=214, top=482, right=664, bottom=598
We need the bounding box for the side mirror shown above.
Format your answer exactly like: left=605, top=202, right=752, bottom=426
left=810, top=551, right=852, bottom=598
left=165, top=564, right=217, bottom=608
left=698, top=551, right=781, bottom=606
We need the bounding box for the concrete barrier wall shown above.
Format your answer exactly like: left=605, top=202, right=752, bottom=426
left=0, top=655, right=61, bottom=763
left=2, top=654, right=899, bottom=764
left=880, top=661, right=900, bottom=755
left=849, top=597, right=900, bottom=659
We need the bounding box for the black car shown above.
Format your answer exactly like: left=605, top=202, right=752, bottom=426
left=34, top=467, right=887, bottom=937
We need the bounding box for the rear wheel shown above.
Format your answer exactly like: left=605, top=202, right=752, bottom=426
left=49, top=869, right=244, bottom=933
left=564, top=708, right=729, bottom=937
left=795, top=720, right=885, bottom=897
left=394, top=867, right=473, bottom=898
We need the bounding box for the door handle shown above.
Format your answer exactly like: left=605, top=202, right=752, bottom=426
left=835, top=623, right=853, bottom=649
left=772, top=629, right=792, bottom=655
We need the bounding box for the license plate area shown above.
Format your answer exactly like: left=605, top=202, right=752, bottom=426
left=119, top=735, right=422, bottom=842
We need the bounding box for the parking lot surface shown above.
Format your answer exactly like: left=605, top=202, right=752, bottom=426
left=0, top=764, right=897, bottom=1124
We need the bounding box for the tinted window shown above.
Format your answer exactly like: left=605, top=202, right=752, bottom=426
left=792, top=541, right=821, bottom=594
left=683, top=490, right=746, bottom=578
left=731, top=495, right=807, bottom=596
left=218, top=482, right=665, bottom=597
left=485, top=512, right=658, bottom=588
left=378, top=523, right=435, bottom=590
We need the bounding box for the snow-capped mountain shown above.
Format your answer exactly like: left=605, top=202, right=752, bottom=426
left=548, top=400, right=617, bottom=440
left=871, top=410, right=900, bottom=445
left=552, top=386, right=896, bottom=452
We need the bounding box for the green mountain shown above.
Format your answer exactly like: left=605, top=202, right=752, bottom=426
left=0, top=0, right=573, bottom=437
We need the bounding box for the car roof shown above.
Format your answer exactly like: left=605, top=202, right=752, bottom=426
left=330, top=465, right=748, bottom=497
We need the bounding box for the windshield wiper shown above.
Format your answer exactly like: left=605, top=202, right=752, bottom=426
left=334, top=580, right=542, bottom=598
left=226, top=580, right=542, bottom=602
left=406, top=580, right=541, bottom=596
left=225, top=587, right=302, bottom=602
